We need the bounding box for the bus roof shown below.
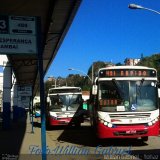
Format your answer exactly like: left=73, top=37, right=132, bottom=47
left=48, top=86, right=82, bottom=94
left=48, top=86, right=81, bottom=91
left=98, top=65, right=157, bottom=72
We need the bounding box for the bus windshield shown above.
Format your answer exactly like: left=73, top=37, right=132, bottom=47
left=49, top=94, right=82, bottom=112
left=98, top=80, right=158, bottom=112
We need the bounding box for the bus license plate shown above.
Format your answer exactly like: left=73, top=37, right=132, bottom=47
left=126, top=130, right=136, bottom=134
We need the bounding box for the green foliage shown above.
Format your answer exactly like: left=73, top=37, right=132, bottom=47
left=115, top=62, right=123, bottom=66
left=45, top=80, right=52, bottom=94
left=44, top=77, right=68, bottom=94
left=137, top=53, right=160, bottom=76
left=44, top=54, right=160, bottom=93
left=87, top=61, right=113, bottom=80
left=64, top=61, right=114, bottom=91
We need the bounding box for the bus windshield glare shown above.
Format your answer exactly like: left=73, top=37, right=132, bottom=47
left=49, top=94, right=82, bottom=112
left=98, top=80, right=158, bottom=112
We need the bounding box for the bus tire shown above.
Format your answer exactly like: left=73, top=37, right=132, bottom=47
left=46, top=124, right=52, bottom=130
left=141, top=136, right=148, bottom=142
left=46, top=120, right=52, bottom=130
left=75, top=122, right=81, bottom=128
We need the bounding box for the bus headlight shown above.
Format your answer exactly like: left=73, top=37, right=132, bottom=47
left=101, top=120, right=104, bottom=123
left=98, top=118, right=114, bottom=128
left=108, top=123, right=113, bottom=128
left=148, top=122, right=152, bottom=126
left=152, top=120, right=156, bottom=124
left=147, top=117, right=159, bottom=126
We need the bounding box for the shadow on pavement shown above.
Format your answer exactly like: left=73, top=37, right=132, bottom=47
left=57, top=123, right=149, bottom=147
left=57, top=125, right=160, bottom=160
left=32, top=117, right=160, bottom=160
left=0, top=112, right=27, bottom=159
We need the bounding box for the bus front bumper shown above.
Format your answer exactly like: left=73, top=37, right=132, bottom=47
left=97, top=121, right=159, bottom=139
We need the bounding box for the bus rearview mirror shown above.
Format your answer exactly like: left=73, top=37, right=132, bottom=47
left=92, top=85, right=97, bottom=95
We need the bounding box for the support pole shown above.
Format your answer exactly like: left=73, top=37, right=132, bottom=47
left=12, top=83, right=18, bottom=122
left=31, top=96, right=34, bottom=134
left=37, top=17, right=47, bottom=160
left=2, top=62, right=12, bottom=129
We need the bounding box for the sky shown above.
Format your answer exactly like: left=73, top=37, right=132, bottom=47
left=45, top=0, right=160, bottom=79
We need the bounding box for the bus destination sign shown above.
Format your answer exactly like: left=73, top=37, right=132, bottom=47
left=99, top=69, right=157, bottom=78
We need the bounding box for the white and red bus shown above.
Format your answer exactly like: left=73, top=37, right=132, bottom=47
left=46, top=86, right=84, bottom=128
left=89, top=66, right=160, bottom=141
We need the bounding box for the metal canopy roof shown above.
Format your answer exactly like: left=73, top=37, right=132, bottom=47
left=0, top=0, right=81, bottom=96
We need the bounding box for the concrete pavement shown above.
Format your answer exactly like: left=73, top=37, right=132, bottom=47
left=0, top=113, right=102, bottom=160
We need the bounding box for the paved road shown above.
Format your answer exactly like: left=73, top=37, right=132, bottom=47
left=38, top=120, right=160, bottom=160
left=1, top=114, right=159, bottom=160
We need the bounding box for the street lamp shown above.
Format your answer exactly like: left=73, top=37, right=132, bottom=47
left=48, top=76, right=57, bottom=88
left=128, top=4, right=160, bottom=15
left=68, top=68, right=92, bottom=82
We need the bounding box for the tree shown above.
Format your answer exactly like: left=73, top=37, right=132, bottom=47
left=66, top=74, right=85, bottom=89
left=64, top=61, right=115, bottom=91
left=44, top=80, right=52, bottom=94
left=137, top=53, right=160, bottom=77
left=87, top=61, right=114, bottom=81
left=115, top=62, right=123, bottom=66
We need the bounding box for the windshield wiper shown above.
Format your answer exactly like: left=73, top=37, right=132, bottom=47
left=112, top=79, right=124, bottom=100
left=137, top=78, right=145, bottom=98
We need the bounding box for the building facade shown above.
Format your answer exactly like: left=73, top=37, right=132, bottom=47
left=124, top=58, right=140, bottom=66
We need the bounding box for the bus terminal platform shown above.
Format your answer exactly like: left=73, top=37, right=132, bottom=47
left=0, top=112, right=101, bottom=160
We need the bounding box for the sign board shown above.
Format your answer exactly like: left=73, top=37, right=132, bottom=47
left=0, top=34, right=37, bottom=53
left=9, top=16, right=36, bottom=35
left=0, top=15, right=37, bottom=54
left=19, top=96, right=30, bottom=103
left=18, top=85, right=32, bottom=96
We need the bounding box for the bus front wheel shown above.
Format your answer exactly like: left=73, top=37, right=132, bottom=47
left=141, top=136, right=148, bottom=142
left=75, top=122, right=81, bottom=128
